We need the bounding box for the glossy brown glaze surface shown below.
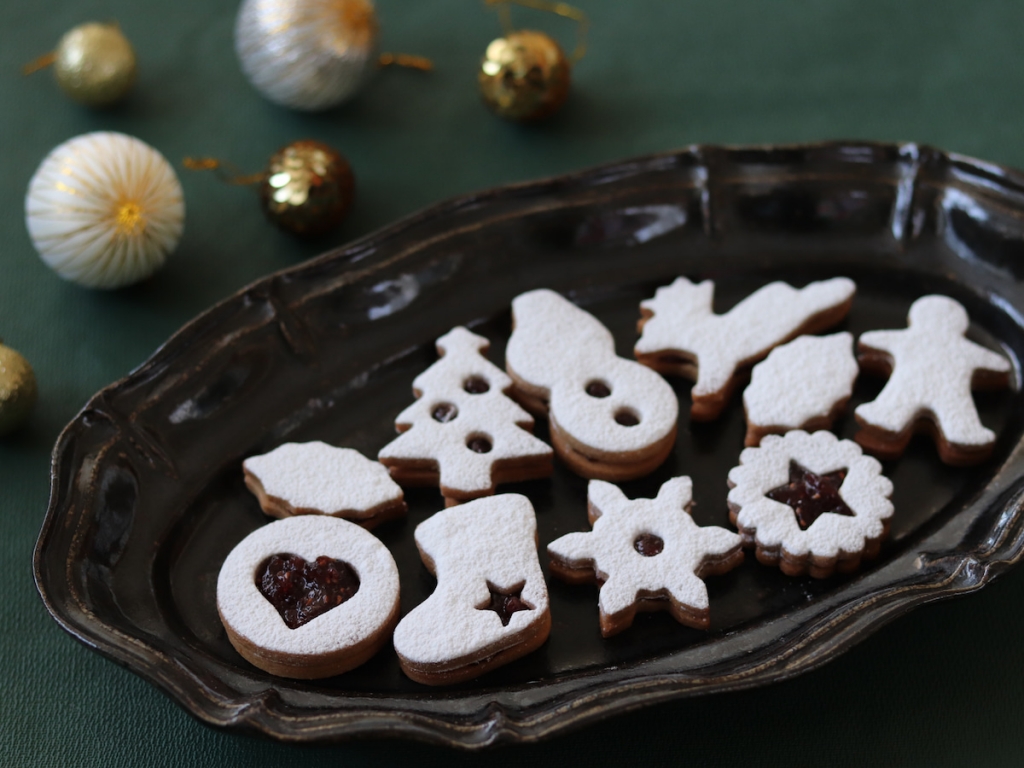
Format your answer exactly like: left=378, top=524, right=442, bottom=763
left=33, top=142, right=1024, bottom=747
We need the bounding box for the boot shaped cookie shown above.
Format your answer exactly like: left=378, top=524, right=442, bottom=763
left=392, top=493, right=551, bottom=685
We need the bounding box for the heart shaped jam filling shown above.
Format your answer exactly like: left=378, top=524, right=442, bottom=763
left=256, top=553, right=360, bottom=629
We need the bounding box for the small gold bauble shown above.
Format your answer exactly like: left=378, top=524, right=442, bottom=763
left=259, top=140, right=355, bottom=237
left=0, top=342, right=37, bottom=436
left=54, top=22, right=137, bottom=107
left=478, top=30, right=571, bottom=121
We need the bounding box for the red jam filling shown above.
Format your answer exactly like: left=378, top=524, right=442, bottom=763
left=615, top=409, right=640, bottom=427
left=467, top=436, right=492, bottom=453
left=256, top=553, right=360, bottom=629
left=766, top=461, right=854, bottom=530
left=481, top=584, right=532, bottom=626
left=431, top=403, right=458, bottom=422
left=463, top=376, right=490, bottom=394
left=633, top=532, right=664, bottom=556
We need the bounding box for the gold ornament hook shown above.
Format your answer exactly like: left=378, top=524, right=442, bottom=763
left=485, top=0, right=588, bottom=62
left=378, top=53, right=434, bottom=72
left=182, top=157, right=265, bottom=186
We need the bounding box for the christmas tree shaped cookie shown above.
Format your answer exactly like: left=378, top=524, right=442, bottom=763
left=854, top=295, right=1012, bottom=465
left=378, top=327, right=553, bottom=506
left=635, top=277, right=856, bottom=420
left=547, top=477, right=743, bottom=636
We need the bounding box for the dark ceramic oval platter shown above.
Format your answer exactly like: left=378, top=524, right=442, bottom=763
left=34, top=142, right=1024, bottom=748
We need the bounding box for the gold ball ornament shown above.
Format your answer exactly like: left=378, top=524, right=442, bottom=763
left=0, top=342, right=37, bottom=436
left=479, top=30, right=571, bottom=121
left=235, top=0, right=379, bottom=111
left=260, top=140, right=355, bottom=236
left=53, top=22, right=137, bottom=107
left=26, top=132, right=185, bottom=289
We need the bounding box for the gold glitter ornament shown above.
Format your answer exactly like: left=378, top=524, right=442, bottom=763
left=0, top=342, right=37, bottom=436
left=53, top=22, right=137, bottom=107
left=25, top=132, right=185, bottom=289
left=479, top=30, right=570, bottom=121
left=260, top=140, right=355, bottom=236
left=478, top=0, right=587, bottom=122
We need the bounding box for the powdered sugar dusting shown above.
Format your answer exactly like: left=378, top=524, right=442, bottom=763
left=378, top=327, right=552, bottom=496
left=636, top=277, right=856, bottom=397
left=744, top=333, right=858, bottom=433
left=506, top=289, right=678, bottom=453
left=727, top=430, right=893, bottom=559
left=244, top=442, right=404, bottom=518
left=548, top=478, right=741, bottom=618
left=392, top=494, right=548, bottom=666
left=855, top=295, right=1011, bottom=447
left=217, top=515, right=400, bottom=657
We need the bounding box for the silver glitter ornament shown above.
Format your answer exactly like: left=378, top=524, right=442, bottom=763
left=235, top=0, right=379, bottom=111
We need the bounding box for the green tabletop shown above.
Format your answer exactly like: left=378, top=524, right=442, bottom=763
left=4, top=1, right=1024, bottom=764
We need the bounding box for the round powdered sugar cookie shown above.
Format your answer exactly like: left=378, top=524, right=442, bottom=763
left=243, top=442, right=406, bottom=527
left=217, top=515, right=401, bottom=679
left=392, top=493, right=551, bottom=685
left=505, top=289, right=678, bottom=481
left=727, top=430, right=894, bottom=578
left=743, top=332, right=858, bottom=447
left=378, top=326, right=553, bottom=505
left=635, top=277, right=856, bottom=421
left=548, top=477, right=743, bottom=636
left=854, top=295, right=1012, bottom=465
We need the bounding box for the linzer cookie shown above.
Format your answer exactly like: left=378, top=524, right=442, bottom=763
left=548, top=477, right=743, bottom=636
left=635, top=277, right=856, bottom=421
left=505, top=289, right=678, bottom=481
left=378, top=326, right=553, bottom=506
left=244, top=442, right=406, bottom=527
left=217, top=515, right=401, bottom=679
left=743, top=332, right=858, bottom=447
left=854, top=295, right=1012, bottom=465
left=727, top=430, right=894, bottom=578
left=392, top=494, right=551, bottom=685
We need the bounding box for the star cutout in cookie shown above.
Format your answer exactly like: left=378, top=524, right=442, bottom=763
left=766, top=461, right=854, bottom=530
left=547, top=477, right=743, bottom=636
left=479, top=582, right=533, bottom=627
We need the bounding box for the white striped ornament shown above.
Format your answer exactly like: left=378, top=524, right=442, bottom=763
left=25, top=132, right=184, bottom=289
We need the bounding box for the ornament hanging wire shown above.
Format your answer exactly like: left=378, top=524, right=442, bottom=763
left=486, top=0, right=589, bottom=62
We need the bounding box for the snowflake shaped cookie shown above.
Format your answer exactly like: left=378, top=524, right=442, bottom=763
left=743, top=332, right=858, bottom=446
left=243, top=442, right=406, bottom=528
left=379, top=327, right=553, bottom=505
left=727, top=430, right=894, bottom=578
left=854, top=295, right=1012, bottom=465
left=547, top=477, right=743, bottom=636
left=635, top=277, right=855, bottom=420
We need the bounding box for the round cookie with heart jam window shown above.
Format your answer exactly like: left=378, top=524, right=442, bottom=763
left=217, top=515, right=400, bottom=679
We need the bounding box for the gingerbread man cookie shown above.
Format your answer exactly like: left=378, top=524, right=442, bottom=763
left=244, top=442, right=406, bottom=527
left=743, top=332, right=859, bottom=447
left=505, top=289, right=678, bottom=481
left=378, top=326, right=553, bottom=506
left=547, top=477, right=743, bottom=636
left=727, top=430, right=894, bottom=578
left=217, top=515, right=401, bottom=679
left=635, top=277, right=856, bottom=420
left=854, top=295, right=1012, bottom=465
left=392, top=494, right=551, bottom=685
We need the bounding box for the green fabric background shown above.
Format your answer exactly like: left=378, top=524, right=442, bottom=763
left=3, top=0, right=1024, bottom=764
